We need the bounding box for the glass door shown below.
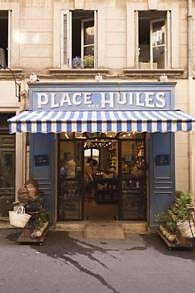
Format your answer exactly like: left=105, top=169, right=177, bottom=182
left=58, top=140, right=83, bottom=220
left=119, top=137, right=146, bottom=220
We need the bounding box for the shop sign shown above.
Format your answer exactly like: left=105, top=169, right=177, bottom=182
left=32, top=90, right=171, bottom=111
left=34, top=154, right=49, bottom=167
left=155, top=154, right=170, bottom=166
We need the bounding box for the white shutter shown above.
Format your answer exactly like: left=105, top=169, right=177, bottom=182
left=8, top=9, right=11, bottom=67
left=61, top=10, right=72, bottom=68
left=94, top=10, right=98, bottom=68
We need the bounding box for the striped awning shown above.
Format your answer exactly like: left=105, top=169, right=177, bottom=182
left=8, top=110, right=195, bottom=133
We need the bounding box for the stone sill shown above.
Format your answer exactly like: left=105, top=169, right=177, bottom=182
left=123, top=68, right=184, bottom=78
left=48, top=68, right=110, bottom=78
left=0, top=68, right=24, bottom=79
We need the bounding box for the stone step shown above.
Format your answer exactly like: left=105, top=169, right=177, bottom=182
left=84, top=222, right=125, bottom=239
left=121, top=222, right=148, bottom=234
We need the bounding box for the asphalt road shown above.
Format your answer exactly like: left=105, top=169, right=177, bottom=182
left=0, top=229, right=195, bottom=293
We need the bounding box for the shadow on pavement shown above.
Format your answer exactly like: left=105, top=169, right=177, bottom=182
left=7, top=230, right=120, bottom=293
left=140, top=233, right=195, bottom=261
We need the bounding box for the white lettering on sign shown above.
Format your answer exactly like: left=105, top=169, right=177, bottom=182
left=72, top=93, right=82, bottom=105
left=61, top=93, right=71, bottom=106
left=51, top=93, right=59, bottom=108
left=37, top=93, right=48, bottom=108
left=83, top=92, right=92, bottom=105
left=156, top=92, right=166, bottom=108
left=101, top=92, right=114, bottom=108
left=135, top=93, right=145, bottom=107
left=36, top=91, right=167, bottom=110
left=145, top=92, right=155, bottom=108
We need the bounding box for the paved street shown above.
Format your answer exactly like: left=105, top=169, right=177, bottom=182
left=0, top=229, right=195, bottom=293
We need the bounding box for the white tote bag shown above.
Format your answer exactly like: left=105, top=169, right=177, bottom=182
left=9, top=206, right=31, bottom=228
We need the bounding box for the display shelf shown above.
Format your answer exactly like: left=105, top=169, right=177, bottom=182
left=95, top=178, right=119, bottom=204
left=17, top=227, right=48, bottom=245
left=158, top=231, right=194, bottom=250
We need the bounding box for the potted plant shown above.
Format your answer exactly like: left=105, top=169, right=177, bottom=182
left=83, top=55, right=94, bottom=68
left=158, top=191, right=194, bottom=245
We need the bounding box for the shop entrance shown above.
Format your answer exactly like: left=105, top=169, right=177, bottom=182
left=83, top=138, right=119, bottom=220
left=58, top=133, right=146, bottom=221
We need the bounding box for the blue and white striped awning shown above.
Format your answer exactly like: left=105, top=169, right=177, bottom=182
left=8, top=110, right=195, bottom=133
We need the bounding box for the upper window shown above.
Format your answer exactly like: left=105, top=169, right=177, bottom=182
left=137, top=11, right=170, bottom=69
left=0, top=10, right=8, bottom=69
left=62, top=10, right=97, bottom=69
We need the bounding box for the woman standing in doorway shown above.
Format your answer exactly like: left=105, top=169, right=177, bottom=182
left=84, top=158, right=97, bottom=202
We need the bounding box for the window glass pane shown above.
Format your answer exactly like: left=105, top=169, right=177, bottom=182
left=153, top=46, right=165, bottom=68
left=84, top=21, right=94, bottom=45
left=138, top=11, right=167, bottom=69
left=84, top=45, right=94, bottom=56
left=84, top=149, right=91, bottom=158
left=0, top=10, right=8, bottom=68
left=151, top=21, right=165, bottom=47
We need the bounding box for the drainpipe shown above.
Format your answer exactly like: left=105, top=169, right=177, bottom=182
left=187, top=0, right=194, bottom=196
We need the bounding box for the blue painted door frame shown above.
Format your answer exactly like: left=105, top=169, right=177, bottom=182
left=29, top=133, right=57, bottom=224
left=148, top=133, right=175, bottom=227
left=29, top=132, right=175, bottom=226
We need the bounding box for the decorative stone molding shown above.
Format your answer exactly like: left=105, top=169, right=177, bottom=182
left=74, top=0, right=84, bottom=9
left=147, top=0, right=158, bottom=10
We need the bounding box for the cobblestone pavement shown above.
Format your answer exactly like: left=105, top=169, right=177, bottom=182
left=0, top=229, right=195, bottom=293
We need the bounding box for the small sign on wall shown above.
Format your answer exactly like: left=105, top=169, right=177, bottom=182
left=34, top=154, right=49, bottom=167
left=155, top=154, right=170, bottom=166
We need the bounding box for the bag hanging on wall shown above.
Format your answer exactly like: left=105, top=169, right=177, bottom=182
left=9, top=206, right=31, bottom=228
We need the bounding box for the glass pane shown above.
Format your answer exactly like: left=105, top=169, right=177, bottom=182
left=58, top=141, right=83, bottom=220
left=151, top=20, right=165, bottom=47
left=84, top=46, right=94, bottom=56
left=83, top=47, right=94, bottom=68
left=84, top=21, right=94, bottom=46
left=153, top=46, right=165, bottom=68
left=120, top=138, right=146, bottom=220
left=84, top=149, right=91, bottom=158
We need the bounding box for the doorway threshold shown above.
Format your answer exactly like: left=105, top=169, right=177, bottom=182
left=55, top=220, right=148, bottom=234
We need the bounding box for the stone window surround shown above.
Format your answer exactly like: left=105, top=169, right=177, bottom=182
left=126, top=1, right=180, bottom=69
left=0, top=2, right=20, bottom=68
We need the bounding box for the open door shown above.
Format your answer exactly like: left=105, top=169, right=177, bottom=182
left=119, top=137, right=146, bottom=220
left=58, top=140, right=83, bottom=220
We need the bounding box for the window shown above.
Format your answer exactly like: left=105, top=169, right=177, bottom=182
left=61, top=10, right=97, bottom=69
left=0, top=10, right=9, bottom=68
left=137, top=11, right=170, bottom=69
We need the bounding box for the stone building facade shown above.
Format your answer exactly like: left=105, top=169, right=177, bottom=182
left=1, top=0, right=195, bottom=225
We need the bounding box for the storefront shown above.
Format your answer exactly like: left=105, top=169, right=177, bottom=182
left=8, top=82, right=195, bottom=227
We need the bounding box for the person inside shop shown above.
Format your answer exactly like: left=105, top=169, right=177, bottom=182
left=84, top=158, right=98, bottom=202
left=61, top=152, right=76, bottom=179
